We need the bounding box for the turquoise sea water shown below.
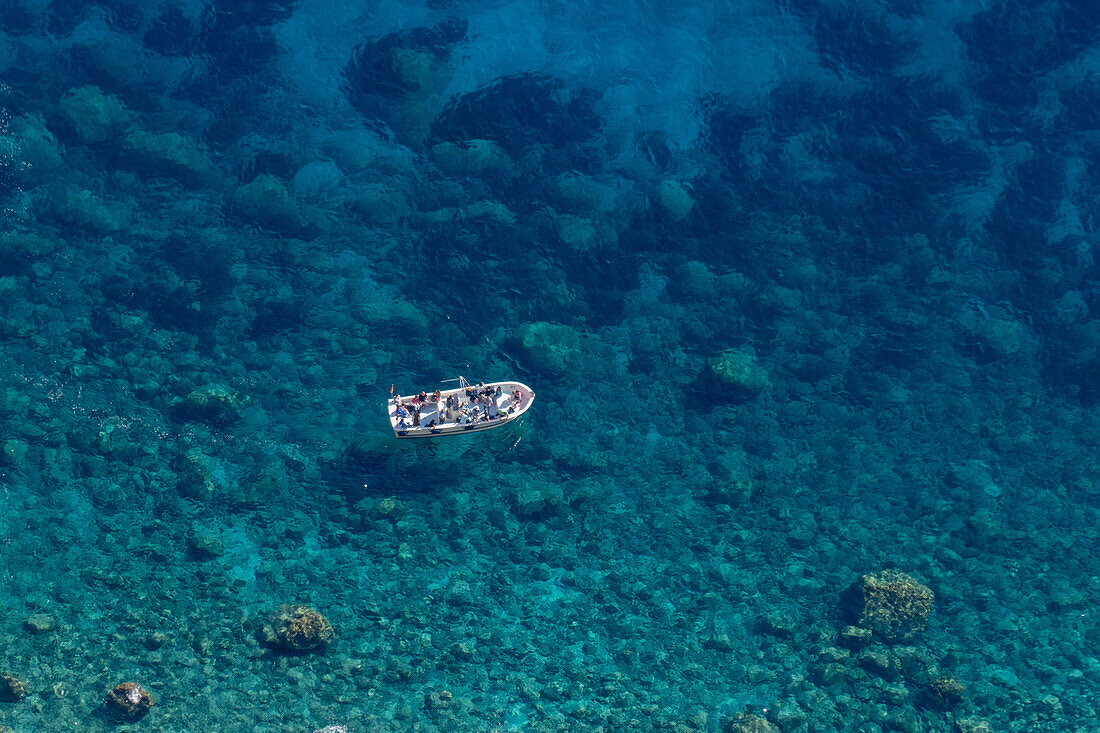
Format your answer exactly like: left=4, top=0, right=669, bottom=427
left=1, top=0, right=1099, bottom=731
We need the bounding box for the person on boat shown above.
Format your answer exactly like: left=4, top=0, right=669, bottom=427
left=396, top=418, right=409, bottom=432
left=412, top=407, right=421, bottom=427
left=431, top=389, right=442, bottom=402
left=416, top=391, right=427, bottom=404
left=396, top=404, right=408, bottom=419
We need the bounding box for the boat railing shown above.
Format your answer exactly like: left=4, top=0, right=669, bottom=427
left=440, top=376, right=472, bottom=390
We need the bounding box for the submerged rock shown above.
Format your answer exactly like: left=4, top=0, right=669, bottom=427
left=262, top=605, right=334, bottom=652
left=923, top=675, right=965, bottom=710
left=231, top=174, right=307, bottom=234
left=174, top=384, right=249, bottom=423
left=725, top=712, right=779, bottom=733
left=844, top=570, right=933, bottom=642
left=59, top=85, right=134, bottom=143
left=22, top=613, right=58, bottom=634
left=52, top=185, right=130, bottom=232
left=105, top=682, right=154, bottom=719
left=120, top=130, right=214, bottom=183
left=656, top=179, right=695, bottom=221
left=431, top=139, right=514, bottom=177
left=0, top=673, right=27, bottom=702
left=704, top=348, right=770, bottom=401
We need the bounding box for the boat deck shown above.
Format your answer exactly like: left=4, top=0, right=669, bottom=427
left=388, top=380, right=535, bottom=438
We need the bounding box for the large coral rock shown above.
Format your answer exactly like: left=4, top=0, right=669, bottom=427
left=59, top=86, right=134, bottom=143
left=847, top=570, right=933, bottom=642
left=262, top=605, right=334, bottom=652
left=105, top=682, right=154, bottom=719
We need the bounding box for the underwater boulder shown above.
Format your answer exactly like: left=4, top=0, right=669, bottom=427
left=262, top=605, right=334, bottom=653
left=431, top=139, right=514, bottom=178
left=956, top=308, right=1029, bottom=360
left=105, top=682, right=154, bottom=720
left=656, top=179, right=696, bottom=221
left=922, top=675, right=965, bottom=711
left=515, top=321, right=584, bottom=374
left=292, top=161, right=344, bottom=203
left=0, top=673, right=26, bottom=702
left=724, top=712, right=779, bottom=733
left=58, top=86, right=134, bottom=144
left=345, top=17, right=467, bottom=102
left=842, top=570, right=933, bottom=642
left=51, top=185, right=130, bottom=233
left=119, top=130, right=214, bottom=183
left=174, top=384, right=249, bottom=424
left=553, top=214, right=603, bottom=254
left=3, top=115, right=64, bottom=184
left=354, top=183, right=407, bottom=227
left=703, top=348, right=770, bottom=402
left=231, top=174, right=307, bottom=234
left=429, top=72, right=602, bottom=159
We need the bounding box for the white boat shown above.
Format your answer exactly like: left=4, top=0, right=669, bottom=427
left=387, top=376, right=535, bottom=438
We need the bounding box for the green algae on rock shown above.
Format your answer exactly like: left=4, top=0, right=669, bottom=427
left=846, top=570, right=934, bottom=642
left=262, top=605, right=334, bottom=653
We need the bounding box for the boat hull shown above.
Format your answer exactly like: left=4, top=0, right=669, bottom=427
left=387, top=380, right=534, bottom=439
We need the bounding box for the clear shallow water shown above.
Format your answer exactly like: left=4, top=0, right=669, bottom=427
left=1, top=1, right=1099, bottom=731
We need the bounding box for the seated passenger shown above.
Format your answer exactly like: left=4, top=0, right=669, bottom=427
left=396, top=418, right=408, bottom=431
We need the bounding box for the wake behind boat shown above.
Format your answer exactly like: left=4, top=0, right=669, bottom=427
left=388, top=376, right=535, bottom=438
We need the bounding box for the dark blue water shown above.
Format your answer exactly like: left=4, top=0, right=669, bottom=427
left=1, top=1, right=1098, bottom=731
